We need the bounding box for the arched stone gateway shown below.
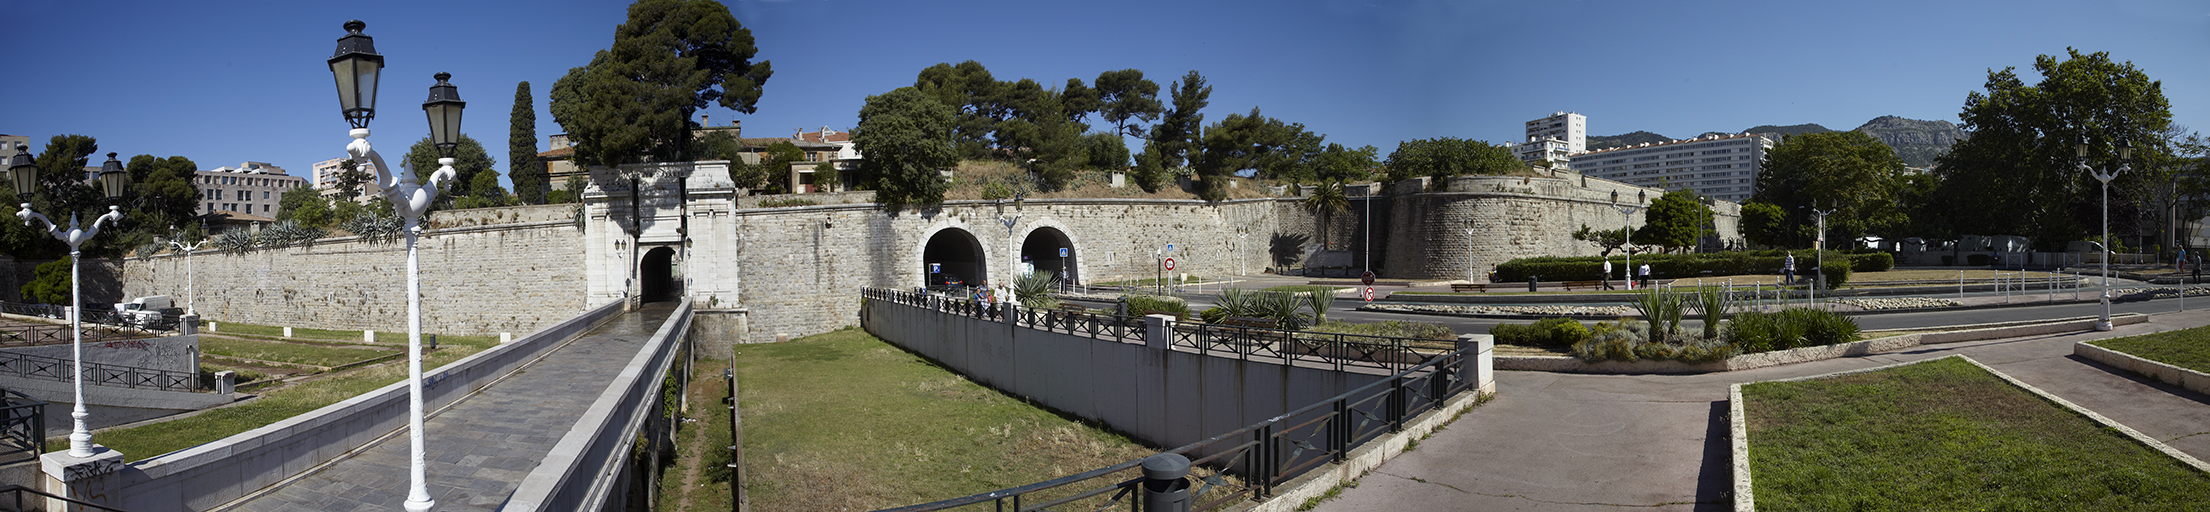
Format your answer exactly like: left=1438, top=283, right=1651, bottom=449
left=641, top=246, right=680, bottom=302
left=1018, top=226, right=1078, bottom=286
left=922, top=228, right=988, bottom=289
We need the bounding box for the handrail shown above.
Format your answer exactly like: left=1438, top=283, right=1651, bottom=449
left=0, top=484, right=130, bottom=511
left=0, top=350, right=201, bottom=391
left=0, top=388, right=46, bottom=456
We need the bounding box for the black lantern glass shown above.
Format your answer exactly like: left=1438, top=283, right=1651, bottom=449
left=2117, top=140, right=2133, bottom=161
left=2075, top=142, right=2089, bottom=159
left=423, top=72, right=465, bottom=157
left=7, top=144, right=36, bottom=200
left=97, top=152, right=128, bottom=200
left=329, top=20, right=384, bottom=129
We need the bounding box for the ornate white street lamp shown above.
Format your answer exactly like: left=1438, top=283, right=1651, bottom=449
left=1611, top=190, right=1642, bottom=290
left=2078, top=139, right=2131, bottom=331
left=330, top=20, right=462, bottom=512
left=10, top=147, right=129, bottom=458
left=162, top=226, right=212, bottom=317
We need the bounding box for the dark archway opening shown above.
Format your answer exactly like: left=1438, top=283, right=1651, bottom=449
left=641, top=246, right=678, bottom=302
left=1020, top=227, right=1077, bottom=287
left=923, top=228, right=988, bottom=290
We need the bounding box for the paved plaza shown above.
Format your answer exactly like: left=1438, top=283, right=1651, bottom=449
left=224, top=303, right=675, bottom=512
left=1314, top=307, right=2210, bottom=511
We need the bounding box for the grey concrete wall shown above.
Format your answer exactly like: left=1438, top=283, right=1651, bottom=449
left=94, top=300, right=625, bottom=512
left=121, top=222, right=587, bottom=336
left=860, top=294, right=1387, bottom=452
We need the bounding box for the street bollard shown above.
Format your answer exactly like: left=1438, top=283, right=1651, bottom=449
left=1141, top=453, right=1192, bottom=512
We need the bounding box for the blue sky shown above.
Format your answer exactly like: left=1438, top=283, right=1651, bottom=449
left=3, top=0, right=2205, bottom=189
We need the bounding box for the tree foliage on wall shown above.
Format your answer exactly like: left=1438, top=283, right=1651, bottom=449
left=854, top=87, right=957, bottom=209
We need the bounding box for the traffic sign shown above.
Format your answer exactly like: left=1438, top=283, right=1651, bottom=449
left=1166, top=243, right=1175, bottom=253
left=1163, top=258, right=1176, bottom=271
left=1361, top=271, right=1376, bottom=286
left=1059, top=247, right=1068, bottom=257
left=1362, top=287, right=1376, bottom=302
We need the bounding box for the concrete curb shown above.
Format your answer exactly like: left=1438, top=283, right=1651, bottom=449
left=2073, top=341, right=2210, bottom=396
left=1497, top=314, right=2147, bottom=374
left=1252, top=390, right=1490, bottom=512
left=1727, top=384, right=1750, bottom=512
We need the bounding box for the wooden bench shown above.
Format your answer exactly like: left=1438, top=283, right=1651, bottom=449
left=1451, top=283, right=1490, bottom=293
left=1563, top=280, right=1604, bottom=291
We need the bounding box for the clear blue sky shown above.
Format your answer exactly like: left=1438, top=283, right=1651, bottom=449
left=3, top=0, right=2205, bottom=189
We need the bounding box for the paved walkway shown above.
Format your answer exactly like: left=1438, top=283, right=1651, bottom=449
left=225, top=303, right=676, bottom=512
left=1316, top=308, right=2210, bottom=511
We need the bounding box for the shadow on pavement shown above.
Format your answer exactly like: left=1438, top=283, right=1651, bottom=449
left=1693, top=400, right=1732, bottom=511
left=2065, top=354, right=2210, bottom=407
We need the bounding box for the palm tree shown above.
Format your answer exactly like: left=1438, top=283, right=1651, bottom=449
left=1305, top=181, right=1350, bottom=249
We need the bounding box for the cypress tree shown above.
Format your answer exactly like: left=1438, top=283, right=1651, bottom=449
left=509, top=81, right=546, bottom=204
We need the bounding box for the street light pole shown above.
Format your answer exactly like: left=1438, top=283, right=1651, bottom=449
left=2079, top=140, right=2132, bottom=331
left=1465, top=219, right=1478, bottom=283
left=331, top=21, right=464, bottom=512
left=1611, top=190, right=1640, bottom=290
left=1809, top=205, right=1835, bottom=308
left=9, top=148, right=129, bottom=459
left=162, top=228, right=212, bottom=316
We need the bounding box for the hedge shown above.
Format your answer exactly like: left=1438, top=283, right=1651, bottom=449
left=1494, top=250, right=1892, bottom=283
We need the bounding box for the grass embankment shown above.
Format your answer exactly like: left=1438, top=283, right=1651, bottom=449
left=1741, top=357, right=2210, bottom=510
left=200, top=337, right=398, bottom=368
left=75, top=330, right=498, bottom=461
left=2092, top=326, right=2210, bottom=374
left=733, top=328, right=1153, bottom=511
left=207, top=322, right=369, bottom=342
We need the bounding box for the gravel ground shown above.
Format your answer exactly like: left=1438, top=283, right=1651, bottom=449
left=1359, top=303, right=1634, bottom=317
left=1835, top=297, right=1962, bottom=310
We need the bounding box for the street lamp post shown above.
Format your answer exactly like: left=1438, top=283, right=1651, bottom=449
left=2079, top=140, right=2132, bottom=331
left=162, top=227, right=212, bottom=316
left=9, top=147, right=129, bottom=458
left=1611, top=190, right=1641, bottom=290
left=1807, top=205, right=1835, bottom=308
left=1464, top=219, right=1478, bottom=283
left=995, top=194, right=1023, bottom=301
left=330, top=20, right=463, bottom=512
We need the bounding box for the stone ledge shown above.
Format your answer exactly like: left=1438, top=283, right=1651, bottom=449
left=2074, top=341, right=2210, bottom=396
left=1498, top=314, right=2147, bottom=374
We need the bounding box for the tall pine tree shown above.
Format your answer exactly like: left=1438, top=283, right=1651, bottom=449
left=509, top=81, right=546, bottom=204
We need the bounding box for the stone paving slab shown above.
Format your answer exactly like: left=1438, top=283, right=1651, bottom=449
left=1315, top=307, right=2210, bottom=511
left=225, top=304, right=676, bottom=512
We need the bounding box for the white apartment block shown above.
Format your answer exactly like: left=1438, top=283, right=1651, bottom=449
left=197, top=162, right=309, bottom=216
left=310, top=157, right=384, bottom=202
left=1570, top=133, right=1773, bottom=203
left=1511, top=111, right=1585, bottom=168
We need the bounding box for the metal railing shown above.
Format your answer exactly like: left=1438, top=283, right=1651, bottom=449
left=0, top=484, right=130, bottom=511
left=876, top=343, right=1478, bottom=512
left=0, top=351, right=201, bottom=392
left=0, top=389, right=44, bottom=457
left=1167, top=322, right=1423, bottom=373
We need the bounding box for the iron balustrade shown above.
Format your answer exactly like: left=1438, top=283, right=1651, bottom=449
left=0, top=389, right=45, bottom=457
left=0, top=351, right=202, bottom=392
left=872, top=343, right=1477, bottom=512
left=1168, top=322, right=1424, bottom=373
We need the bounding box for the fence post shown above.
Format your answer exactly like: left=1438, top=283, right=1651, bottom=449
left=217, top=370, right=235, bottom=395
left=1457, top=334, right=1495, bottom=394
left=1140, top=453, right=1192, bottom=512
left=1144, top=315, right=1175, bottom=350
left=727, top=368, right=745, bottom=512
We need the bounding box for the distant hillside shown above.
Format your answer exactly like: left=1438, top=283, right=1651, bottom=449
left=1853, top=115, right=1965, bottom=167
left=1584, top=131, right=1672, bottom=151
left=1737, top=123, right=1833, bottom=139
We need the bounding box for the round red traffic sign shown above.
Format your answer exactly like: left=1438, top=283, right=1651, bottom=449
left=1163, top=258, right=1176, bottom=271
left=1361, top=271, right=1376, bottom=286
left=1362, top=286, right=1376, bottom=302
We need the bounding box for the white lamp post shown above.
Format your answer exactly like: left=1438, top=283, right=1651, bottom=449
left=331, top=20, right=463, bottom=512
left=1611, top=190, right=1641, bottom=290
left=1807, top=205, right=1835, bottom=308
left=162, top=227, right=212, bottom=316
left=10, top=147, right=130, bottom=458
left=2078, top=140, right=2131, bottom=331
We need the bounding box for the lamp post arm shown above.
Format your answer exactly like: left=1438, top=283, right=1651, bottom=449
left=16, top=206, right=61, bottom=236
left=80, top=207, right=124, bottom=245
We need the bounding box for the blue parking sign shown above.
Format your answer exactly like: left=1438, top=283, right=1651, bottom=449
left=1059, top=248, right=1068, bottom=257
left=930, top=263, right=941, bottom=273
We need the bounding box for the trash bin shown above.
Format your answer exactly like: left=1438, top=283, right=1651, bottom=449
left=1141, top=454, right=1191, bottom=512
left=1528, top=275, right=1539, bottom=292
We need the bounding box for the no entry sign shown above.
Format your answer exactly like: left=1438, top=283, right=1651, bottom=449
left=1163, top=258, right=1176, bottom=271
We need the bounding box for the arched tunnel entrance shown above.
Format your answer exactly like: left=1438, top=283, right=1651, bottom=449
left=923, top=228, right=988, bottom=290
left=641, top=246, right=679, bottom=302
left=1020, top=227, right=1077, bottom=286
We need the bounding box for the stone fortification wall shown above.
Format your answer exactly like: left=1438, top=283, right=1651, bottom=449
left=1383, top=174, right=1742, bottom=280
left=427, top=203, right=580, bottom=229
left=121, top=221, right=587, bottom=335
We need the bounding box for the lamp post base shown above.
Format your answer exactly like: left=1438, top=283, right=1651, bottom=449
left=2095, top=295, right=2114, bottom=331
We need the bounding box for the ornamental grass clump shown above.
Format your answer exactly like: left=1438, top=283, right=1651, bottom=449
left=1631, top=288, right=1687, bottom=343
left=1688, top=286, right=1734, bottom=339
left=1569, top=320, right=1739, bottom=364
left=1722, top=307, right=1857, bottom=353
left=1012, top=272, right=1059, bottom=309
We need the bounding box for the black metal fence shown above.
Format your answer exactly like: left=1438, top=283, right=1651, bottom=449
left=0, top=484, right=131, bottom=511
left=0, top=302, right=182, bottom=348
left=874, top=344, right=1476, bottom=512
left=0, top=389, right=44, bottom=457
left=861, top=287, right=1482, bottom=511
left=0, top=351, right=201, bottom=392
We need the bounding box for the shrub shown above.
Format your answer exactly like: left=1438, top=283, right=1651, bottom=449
left=1489, top=317, right=1589, bottom=350
left=1122, top=294, right=1189, bottom=319
left=1723, top=308, right=1857, bottom=352
left=1199, top=307, right=1229, bottom=324
left=1966, top=254, right=1992, bottom=266
left=1307, top=320, right=1454, bottom=340
left=1819, top=263, right=1852, bottom=289
left=1850, top=252, right=1895, bottom=272
left=1796, top=308, right=1860, bottom=346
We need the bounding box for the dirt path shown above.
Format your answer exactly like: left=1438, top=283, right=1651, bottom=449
left=662, top=359, right=732, bottom=511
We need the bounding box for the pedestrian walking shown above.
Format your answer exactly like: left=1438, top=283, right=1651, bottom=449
left=1638, top=263, right=1652, bottom=288
left=1783, top=253, right=1795, bottom=285
left=1602, top=258, right=1615, bottom=290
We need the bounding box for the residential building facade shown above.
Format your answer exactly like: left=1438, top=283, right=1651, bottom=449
left=310, top=157, right=384, bottom=202
left=1569, top=133, right=1773, bottom=202
left=196, top=162, right=309, bottom=216
left=1512, top=111, right=1586, bottom=168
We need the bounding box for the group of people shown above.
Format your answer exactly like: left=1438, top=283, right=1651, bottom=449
left=1599, top=258, right=1652, bottom=290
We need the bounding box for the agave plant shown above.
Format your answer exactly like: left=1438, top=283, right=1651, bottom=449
left=1258, top=291, right=1312, bottom=331
left=1218, top=287, right=1256, bottom=317
left=344, top=211, right=405, bottom=246
left=1012, top=272, right=1060, bottom=309
left=1688, top=286, right=1734, bottom=340
left=1630, top=288, right=1686, bottom=343
left=1305, top=288, right=1335, bottom=324
left=210, top=228, right=257, bottom=254
left=256, top=220, right=329, bottom=249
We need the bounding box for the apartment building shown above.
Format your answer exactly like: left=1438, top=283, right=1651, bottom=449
left=197, top=162, right=309, bottom=216
left=1569, top=133, right=1773, bottom=202
left=310, top=157, right=384, bottom=202
left=1511, top=111, right=1585, bottom=168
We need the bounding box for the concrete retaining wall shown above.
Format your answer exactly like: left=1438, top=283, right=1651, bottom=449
left=85, top=300, right=625, bottom=511
left=2075, top=341, right=2210, bottom=395
left=509, top=298, right=692, bottom=511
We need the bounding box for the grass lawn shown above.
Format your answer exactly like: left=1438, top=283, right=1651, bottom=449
left=2091, top=326, right=2210, bottom=374
left=79, top=334, right=499, bottom=461
left=733, top=328, right=1154, bottom=511
left=200, top=336, right=398, bottom=368
left=206, top=321, right=369, bottom=342
left=1741, top=356, right=2210, bottom=510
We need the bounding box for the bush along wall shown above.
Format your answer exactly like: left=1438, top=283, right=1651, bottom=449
left=1493, top=250, right=1889, bottom=283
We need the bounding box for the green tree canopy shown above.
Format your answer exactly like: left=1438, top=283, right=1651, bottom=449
left=550, top=0, right=773, bottom=168
left=1149, top=70, right=1212, bottom=171
left=1634, top=190, right=1712, bottom=251
left=1739, top=201, right=1789, bottom=248
left=1572, top=224, right=1632, bottom=257
left=400, top=134, right=496, bottom=207
left=1095, top=69, right=1163, bottom=138
left=1752, top=131, right=1909, bottom=245
left=1931, top=48, right=2171, bottom=249
left=123, top=154, right=204, bottom=237
left=1196, top=107, right=1323, bottom=199
left=1313, top=143, right=1379, bottom=184
left=854, top=87, right=957, bottom=209
left=1382, top=137, right=1520, bottom=183
left=509, top=81, right=547, bottom=204
left=276, top=187, right=333, bottom=228
left=1304, top=182, right=1349, bottom=249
